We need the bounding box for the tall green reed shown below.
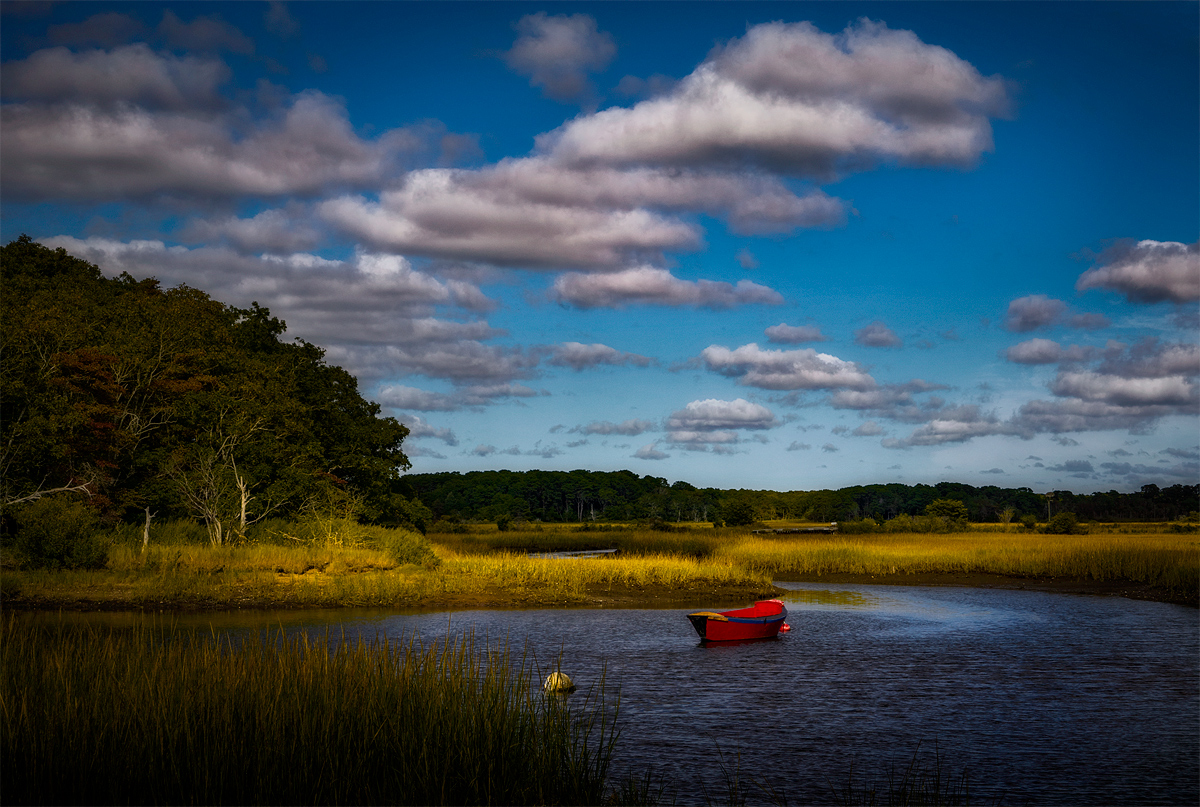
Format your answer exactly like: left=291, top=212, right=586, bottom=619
left=1, top=617, right=621, bottom=805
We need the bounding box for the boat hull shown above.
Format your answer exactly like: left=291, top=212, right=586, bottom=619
left=687, top=600, right=788, bottom=642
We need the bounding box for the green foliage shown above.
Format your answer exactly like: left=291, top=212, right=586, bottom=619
left=1, top=237, right=409, bottom=535
left=496, top=514, right=513, bottom=531
left=720, top=498, right=757, bottom=527
left=924, top=498, right=969, bottom=523
left=377, top=528, right=440, bottom=568
left=1043, top=512, right=1085, bottom=535
left=7, top=496, right=108, bottom=569
left=1020, top=514, right=1038, bottom=530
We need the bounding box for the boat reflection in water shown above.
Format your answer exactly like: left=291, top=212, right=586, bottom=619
left=686, top=599, right=790, bottom=643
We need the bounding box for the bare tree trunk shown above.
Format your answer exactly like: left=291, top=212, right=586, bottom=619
left=142, top=507, right=154, bottom=553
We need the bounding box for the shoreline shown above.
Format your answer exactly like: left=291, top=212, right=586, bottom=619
left=3, top=572, right=1194, bottom=612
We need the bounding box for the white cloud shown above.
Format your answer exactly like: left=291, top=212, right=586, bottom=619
left=1, top=44, right=230, bottom=109
left=1077, top=239, right=1200, bottom=304
left=700, top=343, right=876, bottom=390
left=1004, top=294, right=1067, bottom=332
left=504, top=13, right=615, bottom=104
left=765, top=323, right=827, bottom=344
left=320, top=161, right=844, bottom=269
left=540, top=19, right=1009, bottom=178
left=634, top=442, right=670, bottom=460
left=545, top=342, right=653, bottom=371
left=570, top=419, right=656, bottom=436
left=663, top=398, right=779, bottom=451
left=854, top=320, right=902, bottom=348
left=550, top=267, right=783, bottom=309
left=1004, top=338, right=1097, bottom=365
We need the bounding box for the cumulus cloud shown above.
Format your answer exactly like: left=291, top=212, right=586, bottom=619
left=321, top=161, right=844, bottom=269
left=504, top=13, right=615, bottom=104
left=851, top=421, right=886, bottom=436
left=1046, top=460, right=1095, bottom=476
left=540, top=19, right=1010, bottom=178
left=1077, top=239, right=1200, bottom=304
left=854, top=320, right=902, bottom=348
left=1004, top=338, right=1097, bottom=365
left=1, top=44, right=230, bottom=109
left=786, top=441, right=812, bottom=451
left=3, top=88, right=425, bottom=202
left=765, top=323, right=827, bottom=344
left=569, top=419, right=656, bottom=436
left=1047, top=372, right=1195, bottom=408
left=634, top=442, right=670, bottom=460
left=182, top=208, right=323, bottom=254
left=700, top=343, right=876, bottom=390
left=1004, top=295, right=1067, bottom=332
left=396, top=414, right=459, bottom=446
left=667, top=398, right=779, bottom=432
left=550, top=267, right=783, bottom=309
left=663, top=398, right=779, bottom=451
left=0, top=41, right=438, bottom=202
left=545, top=342, right=653, bottom=371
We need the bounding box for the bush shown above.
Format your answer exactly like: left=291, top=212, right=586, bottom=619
left=496, top=514, right=512, bottom=532
left=376, top=527, right=440, bottom=568
left=1020, top=514, right=1038, bottom=530
left=7, top=496, right=108, bottom=569
left=1043, top=512, right=1085, bottom=535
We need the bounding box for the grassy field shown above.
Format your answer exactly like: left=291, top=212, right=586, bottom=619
left=0, top=617, right=626, bottom=805
left=2, top=520, right=1196, bottom=610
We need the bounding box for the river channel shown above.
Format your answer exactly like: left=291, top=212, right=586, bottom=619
left=27, top=583, right=1199, bottom=805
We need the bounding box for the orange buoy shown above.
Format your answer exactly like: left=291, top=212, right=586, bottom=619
left=780, top=623, right=791, bottom=633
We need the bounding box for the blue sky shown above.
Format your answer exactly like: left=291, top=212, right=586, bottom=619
left=2, top=1, right=1197, bottom=493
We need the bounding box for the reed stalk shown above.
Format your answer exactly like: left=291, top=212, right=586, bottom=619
left=1, top=617, right=620, bottom=805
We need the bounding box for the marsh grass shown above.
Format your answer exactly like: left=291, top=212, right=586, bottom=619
left=718, top=531, right=1199, bottom=600
left=0, top=617, right=622, bottom=805
left=433, top=526, right=725, bottom=559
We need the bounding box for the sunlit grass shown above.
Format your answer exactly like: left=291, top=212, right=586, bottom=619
left=0, top=617, right=621, bottom=805
left=717, top=531, right=1200, bottom=600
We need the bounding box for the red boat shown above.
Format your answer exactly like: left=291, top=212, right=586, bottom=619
left=687, top=599, right=790, bottom=642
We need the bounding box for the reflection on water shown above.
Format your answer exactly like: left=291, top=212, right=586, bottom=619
left=780, top=586, right=881, bottom=609
left=14, top=585, right=1198, bottom=806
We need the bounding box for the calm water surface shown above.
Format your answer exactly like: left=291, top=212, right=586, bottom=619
left=35, top=584, right=1200, bottom=805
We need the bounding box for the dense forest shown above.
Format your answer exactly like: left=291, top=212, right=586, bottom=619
left=1, top=236, right=418, bottom=543
left=399, top=470, right=1198, bottom=525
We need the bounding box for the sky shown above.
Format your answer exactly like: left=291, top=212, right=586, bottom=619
left=2, top=1, right=1197, bottom=494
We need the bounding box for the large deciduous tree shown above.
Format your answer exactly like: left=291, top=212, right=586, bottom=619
left=0, top=236, right=410, bottom=539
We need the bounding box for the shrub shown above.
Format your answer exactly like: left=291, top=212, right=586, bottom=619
left=1020, top=515, right=1038, bottom=530
left=1043, top=512, right=1085, bottom=535
left=376, top=527, right=440, bottom=568
left=7, top=496, right=108, bottom=569
left=496, top=514, right=513, bottom=532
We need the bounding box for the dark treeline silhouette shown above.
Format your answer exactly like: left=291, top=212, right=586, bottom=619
left=398, top=470, right=1199, bottom=525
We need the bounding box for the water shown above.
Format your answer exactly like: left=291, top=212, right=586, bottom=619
left=25, top=584, right=1199, bottom=805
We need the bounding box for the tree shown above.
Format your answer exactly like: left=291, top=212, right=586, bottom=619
left=925, top=498, right=969, bottom=523
left=1, top=236, right=410, bottom=529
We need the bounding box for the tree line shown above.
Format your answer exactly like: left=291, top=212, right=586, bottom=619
left=399, top=470, right=1198, bottom=526
left=1, top=236, right=417, bottom=548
